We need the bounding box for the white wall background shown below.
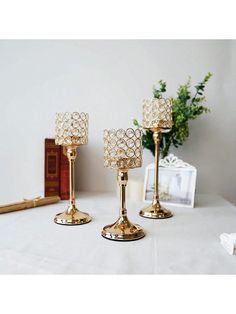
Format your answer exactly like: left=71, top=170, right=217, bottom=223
left=0, top=40, right=235, bottom=204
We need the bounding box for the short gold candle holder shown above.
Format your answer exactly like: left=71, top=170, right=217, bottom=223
left=102, top=128, right=145, bottom=241
left=139, top=98, right=173, bottom=219
left=54, top=112, right=92, bottom=225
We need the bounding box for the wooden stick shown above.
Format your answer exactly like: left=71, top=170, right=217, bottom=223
left=0, top=196, right=61, bottom=214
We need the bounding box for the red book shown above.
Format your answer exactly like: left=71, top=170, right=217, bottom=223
left=59, top=146, right=70, bottom=200
left=44, top=139, right=60, bottom=197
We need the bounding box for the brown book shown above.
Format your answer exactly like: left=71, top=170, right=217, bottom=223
left=60, top=146, right=70, bottom=200
left=44, top=139, right=60, bottom=197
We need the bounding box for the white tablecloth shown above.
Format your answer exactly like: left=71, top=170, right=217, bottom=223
left=0, top=193, right=236, bottom=274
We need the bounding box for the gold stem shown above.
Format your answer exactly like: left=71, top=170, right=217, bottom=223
left=66, top=146, right=77, bottom=213
left=117, top=170, right=128, bottom=218
left=152, top=129, right=161, bottom=206
left=69, top=158, right=75, bottom=206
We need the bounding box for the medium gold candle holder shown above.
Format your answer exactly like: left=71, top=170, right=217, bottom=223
left=139, top=98, right=173, bottom=219
left=54, top=112, right=92, bottom=225
left=102, top=128, right=145, bottom=241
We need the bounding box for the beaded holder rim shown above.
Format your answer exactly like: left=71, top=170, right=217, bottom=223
left=104, top=128, right=143, bottom=170
left=142, top=98, right=173, bottom=130
left=55, top=111, right=89, bottom=146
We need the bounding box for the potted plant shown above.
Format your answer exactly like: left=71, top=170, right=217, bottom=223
left=133, top=72, right=212, bottom=158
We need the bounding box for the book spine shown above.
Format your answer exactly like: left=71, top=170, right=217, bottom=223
left=60, top=146, right=70, bottom=200
left=44, top=139, right=60, bottom=197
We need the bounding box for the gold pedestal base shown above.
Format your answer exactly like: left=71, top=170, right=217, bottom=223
left=54, top=205, right=92, bottom=225
left=102, top=216, right=145, bottom=241
left=139, top=203, right=173, bottom=219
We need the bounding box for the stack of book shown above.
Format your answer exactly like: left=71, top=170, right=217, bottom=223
left=44, top=138, right=69, bottom=200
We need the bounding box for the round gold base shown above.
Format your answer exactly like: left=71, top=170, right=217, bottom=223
left=54, top=207, right=92, bottom=225
left=101, top=217, right=145, bottom=241
left=139, top=203, right=173, bottom=219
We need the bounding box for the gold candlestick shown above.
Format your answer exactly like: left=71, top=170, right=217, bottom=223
left=139, top=98, right=173, bottom=219
left=102, top=128, right=145, bottom=241
left=54, top=112, right=92, bottom=225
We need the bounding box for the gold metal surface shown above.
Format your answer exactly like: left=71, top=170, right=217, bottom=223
left=101, top=216, right=145, bottom=241
left=54, top=204, right=91, bottom=225
left=139, top=201, right=173, bottom=219
left=102, top=129, right=145, bottom=241
left=140, top=98, right=173, bottom=219
left=54, top=112, right=92, bottom=226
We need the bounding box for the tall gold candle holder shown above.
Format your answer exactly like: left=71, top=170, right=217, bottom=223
left=102, top=128, right=145, bottom=241
left=139, top=98, right=173, bottom=219
left=54, top=112, right=92, bottom=225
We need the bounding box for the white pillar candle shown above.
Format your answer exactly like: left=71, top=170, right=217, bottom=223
left=117, top=177, right=144, bottom=202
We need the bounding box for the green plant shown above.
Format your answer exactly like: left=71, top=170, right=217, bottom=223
left=133, top=73, right=212, bottom=158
